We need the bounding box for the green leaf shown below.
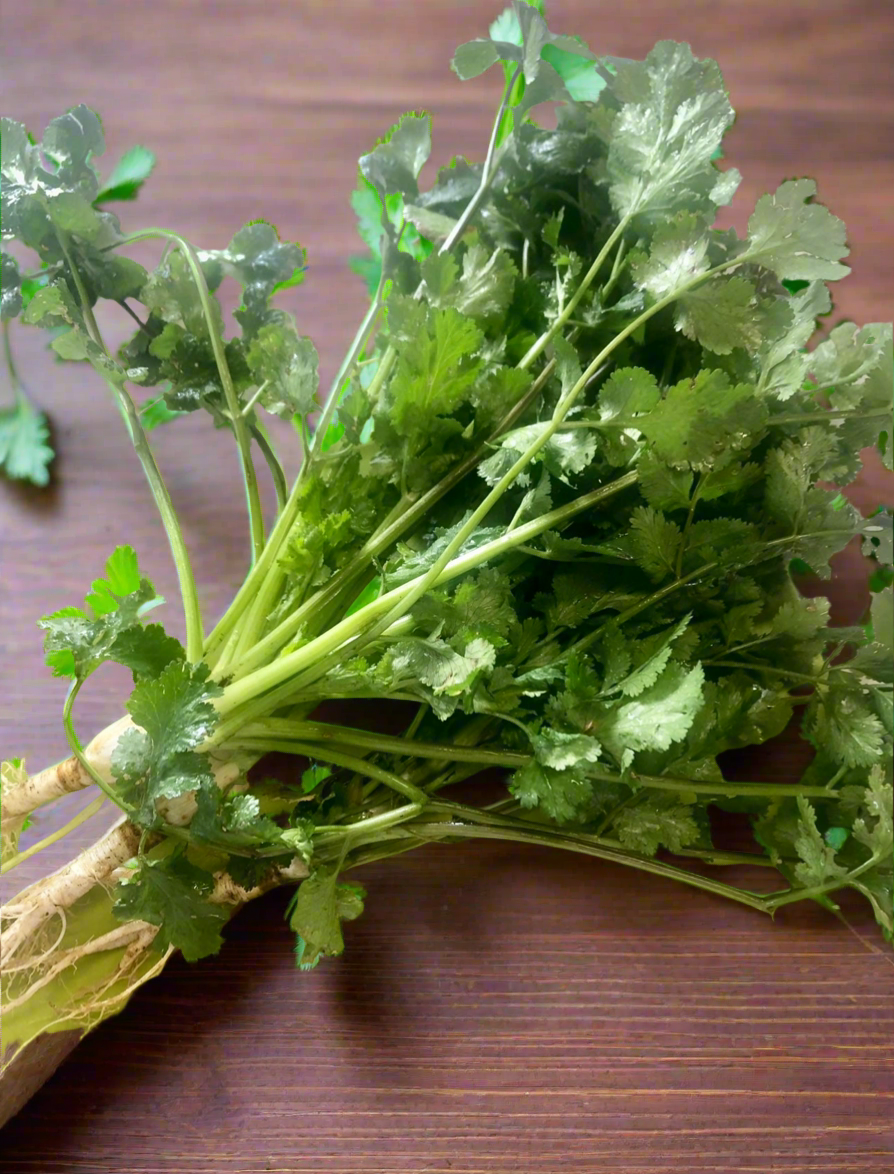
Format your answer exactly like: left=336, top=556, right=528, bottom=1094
left=676, top=276, right=764, bottom=355
left=288, top=867, right=366, bottom=965
left=112, top=660, right=221, bottom=823
left=613, top=799, right=701, bottom=856
left=0, top=390, right=53, bottom=486
left=639, top=370, right=767, bottom=471
left=246, top=322, right=319, bottom=418
left=631, top=213, right=709, bottom=299
left=597, top=662, right=706, bottom=766
left=198, top=221, right=306, bottom=337
left=637, top=450, right=693, bottom=513
left=140, top=249, right=223, bottom=339
left=756, top=281, right=831, bottom=400
left=94, top=144, right=156, bottom=204
left=38, top=545, right=165, bottom=679
left=385, top=305, right=483, bottom=437
left=745, top=179, right=850, bottom=281
left=792, top=797, right=848, bottom=888
left=113, top=853, right=228, bottom=962
left=1, top=251, right=22, bottom=320
left=531, top=728, right=602, bottom=770
left=509, top=759, right=593, bottom=824
left=803, top=687, right=887, bottom=770
left=605, top=41, right=738, bottom=223
left=626, top=505, right=682, bottom=581
left=359, top=113, right=432, bottom=206
left=423, top=241, right=517, bottom=323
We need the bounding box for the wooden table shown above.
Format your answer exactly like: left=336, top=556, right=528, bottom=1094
left=2, top=2, right=893, bottom=1170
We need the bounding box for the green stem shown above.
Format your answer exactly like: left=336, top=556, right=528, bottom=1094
left=676, top=473, right=707, bottom=578
left=223, top=354, right=562, bottom=680
left=0, top=796, right=106, bottom=876
left=56, top=232, right=204, bottom=660
left=250, top=424, right=288, bottom=513
left=215, top=471, right=638, bottom=716
left=117, top=229, right=265, bottom=564
left=313, top=802, right=424, bottom=840
left=518, top=218, right=629, bottom=371
left=772, top=406, right=892, bottom=427
left=239, top=739, right=427, bottom=805
left=62, top=683, right=134, bottom=817
left=704, top=660, right=821, bottom=686
left=439, top=66, right=522, bottom=255
left=764, top=854, right=882, bottom=911
left=409, top=804, right=772, bottom=913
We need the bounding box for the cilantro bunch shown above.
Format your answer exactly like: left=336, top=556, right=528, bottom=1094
left=1, top=0, right=892, bottom=1105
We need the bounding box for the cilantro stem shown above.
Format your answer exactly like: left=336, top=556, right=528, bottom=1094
left=54, top=233, right=204, bottom=661
left=676, top=472, right=707, bottom=578
left=313, top=802, right=425, bottom=840
left=250, top=423, right=288, bottom=512
left=206, top=280, right=391, bottom=669
left=703, top=659, right=820, bottom=685
left=246, top=739, right=427, bottom=804
left=764, top=853, right=883, bottom=911
left=439, top=65, right=523, bottom=255
left=518, top=217, right=630, bottom=370
left=218, top=355, right=566, bottom=680
left=62, top=682, right=135, bottom=818
left=403, top=806, right=773, bottom=913
left=772, top=406, right=892, bottom=427
left=215, top=471, right=638, bottom=715
left=115, top=229, right=265, bottom=565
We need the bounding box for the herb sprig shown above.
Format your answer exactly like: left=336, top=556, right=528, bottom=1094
left=1, top=0, right=891, bottom=1079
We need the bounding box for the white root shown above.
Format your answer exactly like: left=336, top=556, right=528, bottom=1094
left=2, top=716, right=135, bottom=819
left=2, top=922, right=154, bottom=1012
left=0, top=819, right=140, bottom=964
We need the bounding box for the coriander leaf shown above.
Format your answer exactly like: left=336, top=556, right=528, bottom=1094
left=359, top=113, right=432, bottom=206
left=1, top=251, right=22, bottom=319
left=613, top=799, right=701, bottom=856
left=113, top=853, right=228, bottom=962
left=288, top=867, right=366, bottom=965
left=615, top=615, right=692, bottom=697
left=791, top=797, right=848, bottom=888
left=811, top=321, right=893, bottom=411
left=605, top=41, right=738, bottom=224
left=38, top=545, right=163, bottom=679
left=109, top=623, right=186, bottom=680
left=424, top=241, right=517, bottom=323
left=594, top=365, right=661, bottom=468
left=140, top=249, right=224, bottom=339
left=631, top=213, right=709, bottom=299
left=126, top=659, right=221, bottom=763
left=509, top=759, right=593, bottom=823
left=94, top=144, right=156, bottom=204
left=852, top=765, right=893, bottom=859
left=597, top=662, right=706, bottom=766
left=676, top=276, right=764, bottom=355
left=531, top=728, right=602, bottom=770
left=803, top=687, right=886, bottom=769
left=627, top=505, right=681, bottom=581
left=481, top=419, right=596, bottom=486
left=639, top=369, right=767, bottom=471
left=198, top=221, right=306, bottom=337
left=637, top=450, right=693, bottom=512
left=0, top=390, right=53, bottom=486
left=246, top=322, right=319, bottom=419
left=757, top=281, right=831, bottom=399
left=745, top=179, right=850, bottom=281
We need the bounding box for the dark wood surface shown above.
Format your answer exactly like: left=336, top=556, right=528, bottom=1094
left=2, top=1, right=893, bottom=1169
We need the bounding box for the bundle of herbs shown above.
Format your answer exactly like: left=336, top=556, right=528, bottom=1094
left=1, top=0, right=892, bottom=1124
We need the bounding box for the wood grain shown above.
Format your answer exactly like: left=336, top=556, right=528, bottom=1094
left=1, top=1, right=893, bottom=1169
